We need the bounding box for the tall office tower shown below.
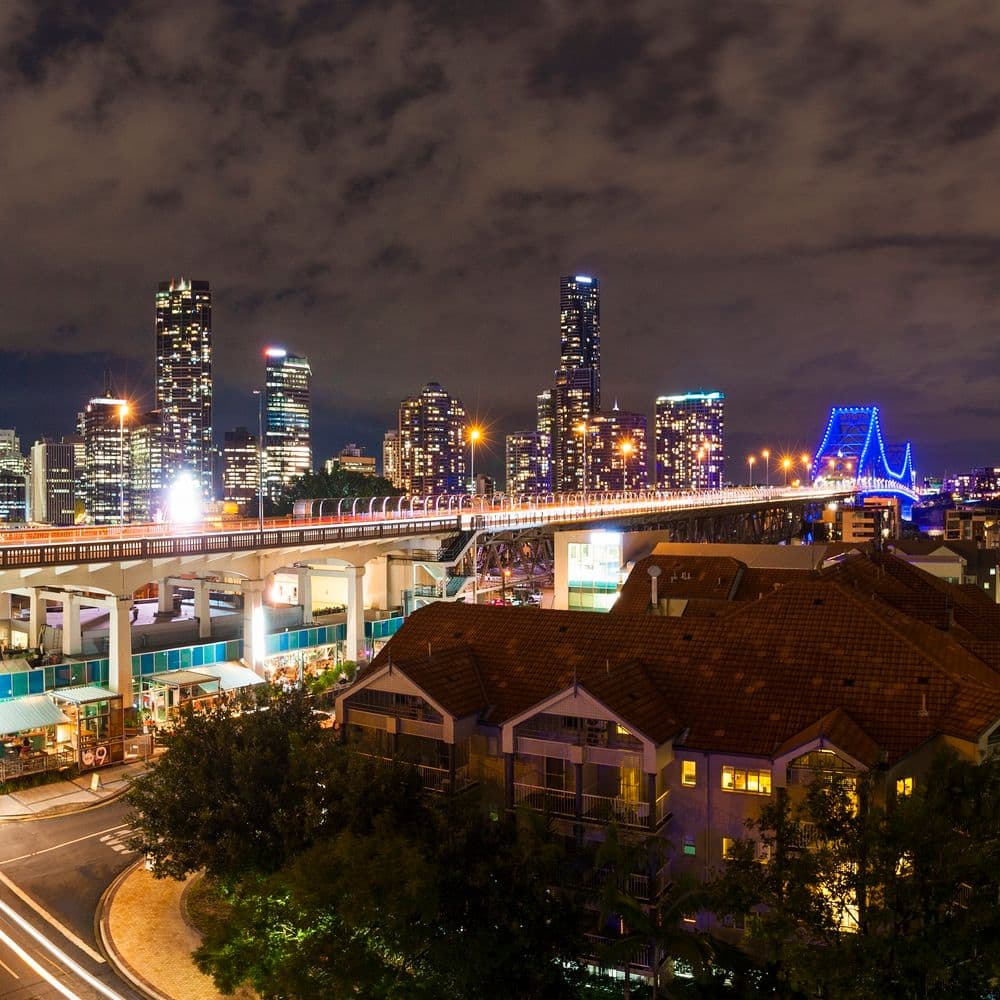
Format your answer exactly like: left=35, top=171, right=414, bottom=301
left=0, top=430, right=27, bottom=478
left=222, top=427, right=260, bottom=511
left=535, top=389, right=553, bottom=492
left=655, top=391, right=725, bottom=490
left=505, top=431, right=547, bottom=495
left=397, top=382, right=467, bottom=495
left=81, top=394, right=130, bottom=524
left=29, top=440, right=76, bottom=525
left=263, top=348, right=312, bottom=502
left=552, top=275, right=601, bottom=491
left=382, top=429, right=401, bottom=487
left=129, top=411, right=164, bottom=522
left=155, top=278, right=213, bottom=499
left=589, top=407, right=648, bottom=492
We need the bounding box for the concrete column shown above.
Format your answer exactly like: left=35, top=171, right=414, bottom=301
left=109, top=596, right=134, bottom=704
left=0, top=593, right=11, bottom=619
left=297, top=568, right=314, bottom=624
left=345, top=566, right=365, bottom=663
left=157, top=580, right=174, bottom=615
left=504, top=752, right=515, bottom=812
left=28, top=589, right=46, bottom=648
left=194, top=581, right=212, bottom=639
left=241, top=580, right=266, bottom=675
left=62, top=593, right=82, bottom=656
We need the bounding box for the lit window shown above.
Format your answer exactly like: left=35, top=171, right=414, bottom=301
left=722, top=837, right=735, bottom=859
left=682, top=912, right=697, bottom=925
left=722, top=766, right=772, bottom=795
left=681, top=760, right=697, bottom=786
left=896, top=776, right=913, bottom=797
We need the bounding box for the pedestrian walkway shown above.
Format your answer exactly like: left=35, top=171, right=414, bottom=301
left=0, top=760, right=150, bottom=820
left=100, top=864, right=255, bottom=1000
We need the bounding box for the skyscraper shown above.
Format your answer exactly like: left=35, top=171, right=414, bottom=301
left=589, top=407, right=648, bottom=492
left=30, top=439, right=77, bottom=525
left=383, top=429, right=401, bottom=487
left=81, top=394, right=129, bottom=524
left=155, top=278, right=213, bottom=499
left=552, top=275, right=601, bottom=491
left=535, top=389, right=553, bottom=493
left=129, top=411, right=164, bottom=522
left=397, top=382, right=467, bottom=495
left=505, top=431, right=547, bottom=495
left=655, top=391, right=725, bottom=490
left=222, top=427, right=260, bottom=511
left=264, top=348, right=312, bottom=502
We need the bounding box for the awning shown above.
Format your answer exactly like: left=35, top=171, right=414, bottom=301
left=146, top=670, right=218, bottom=689
left=0, top=696, right=69, bottom=734
left=49, top=685, right=117, bottom=705
left=196, top=663, right=265, bottom=691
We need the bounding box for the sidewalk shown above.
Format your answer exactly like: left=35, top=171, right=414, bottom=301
left=99, top=864, right=252, bottom=1000
left=0, top=760, right=150, bottom=820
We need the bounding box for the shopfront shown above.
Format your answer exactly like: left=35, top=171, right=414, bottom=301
left=141, top=670, right=221, bottom=726
left=0, top=695, right=74, bottom=781
left=48, top=686, right=126, bottom=772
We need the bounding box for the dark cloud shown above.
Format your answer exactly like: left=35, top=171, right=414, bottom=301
left=1, top=0, right=999, bottom=475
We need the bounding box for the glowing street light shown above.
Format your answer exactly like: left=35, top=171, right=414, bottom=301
left=747, top=455, right=756, bottom=487
left=782, top=456, right=792, bottom=486
left=620, top=440, right=634, bottom=491
left=167, top=472, right=203, bottom=525
left=762, top=448, right=770, bottom=487
left=468, top=426, right=482, bottom=495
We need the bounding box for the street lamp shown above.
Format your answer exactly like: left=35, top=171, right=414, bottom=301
left=469, top=426, right=482, bottom=495
left=118, top=403, right=129, bottom=525
left=253, top=389, right=265, bottom=538
left=801, top=453, right=812, bottom=483
left=502, top=567, right=511, bottom=604
left=762, top=448, right=770, bottom=487
left=782, top=456, right=792, bottom=486
left=620, top=440, right=634, bottom=491
left=747, top=455, right=756, bottom=487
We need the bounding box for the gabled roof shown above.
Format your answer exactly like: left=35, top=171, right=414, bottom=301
left=773, top=708, right=881, bottom=768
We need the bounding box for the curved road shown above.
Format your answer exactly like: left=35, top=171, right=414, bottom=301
left=0, top=800, right=142, bottom=999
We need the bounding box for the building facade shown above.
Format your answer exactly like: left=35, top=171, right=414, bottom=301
left=397, top=382, right=467, bottom=495
left=128, top=411, right=164, bottom=523
left=222, top=427, right=260, bottom=512
left=505, top=431, right=548, bottom=495
left=589, top=407, right=648, bottom=492
left=264, top=349, right=312, bottom=502
left=155, top=278, right=213, bottom=499
left=383, top=430, right=401, bottom=488
left=29, top=439, right=76, bottom=525
left=326, top=444, right=376, bottom=477
left=654, top=391, right=725, bottom=490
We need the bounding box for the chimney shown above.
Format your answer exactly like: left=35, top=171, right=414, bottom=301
left=647, top=565, right=662, bottom=608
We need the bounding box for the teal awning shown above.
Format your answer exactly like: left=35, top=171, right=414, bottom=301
left=196, top=663, right=265, bottom=691
left=49, top=685, right=116, bottom=705
left=146, top=670, right=218, bottom=689
left=0, top=696, right=69, bottom=734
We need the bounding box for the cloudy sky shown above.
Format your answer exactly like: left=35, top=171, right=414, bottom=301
left=1, top=0, right=998, bottom=478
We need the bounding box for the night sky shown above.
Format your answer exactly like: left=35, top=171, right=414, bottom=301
left=2, top=1, right=998, bottom=479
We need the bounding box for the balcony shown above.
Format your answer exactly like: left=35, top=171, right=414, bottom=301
left=513, top=782, right=576, bottom=817
left=579, top=862, right=672, bottom=902
left=584, top=934, right=656, bottom=972
left=416, top=762, right=471, bottom=793
left=514, top=783, right=670, bottom=830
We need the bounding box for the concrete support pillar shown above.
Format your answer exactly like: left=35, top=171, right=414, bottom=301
left=109, top=596, right=134, bottom=705
left=194, top=581, right=212, bottom=639
left=297, top=568, right=314, bottom=624
left=62, top=593, right=83, bottom=656
left=28, top=589, right=46, bottom=649
left=157, top=580, right=174, bottom=615
left=241, top=580, right=266, bottom=676
left=504, top=752, right=515, bottom=812
left=345, top=566, right=365, bottom=663
left=0, top=593, right=11, bottom=619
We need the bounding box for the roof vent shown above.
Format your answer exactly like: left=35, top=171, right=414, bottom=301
left=452, top=631, right=463, bottom=639
left=843, top=678, right=855, bottom=687
left=813, top=597, right=824, bottom=606
left=558, top=625, right=568, bottom=633
left=683, top=633, right=693, bottom=641
left=917, top=676, right=930, bottom=685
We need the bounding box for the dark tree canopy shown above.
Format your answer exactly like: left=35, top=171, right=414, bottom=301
left=270, top=468, right=402, bottom=515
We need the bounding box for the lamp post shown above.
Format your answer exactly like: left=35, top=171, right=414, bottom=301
left=762, top=448, right=770, bottom=488
left=620, top=440, right=634, bottom=491
left=747, top=455, right=755, bottom=487
left=469, top=427, right=481, bottom=495
left=801, top=453, right=811, bottom=484
left=782, top=457, right=792, bottom=486
left=253, top=389, right=265, bottom=539
left=118, top=403, right=129, bottom=525
left=502, top=567, right=511, bottom=605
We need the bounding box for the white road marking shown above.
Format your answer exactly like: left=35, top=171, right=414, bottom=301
left=0, top=872, right=105, bottom=963
left=0, top=924, right=82, bottom=999
left=0, top=823, right=129, bottom=865
left=0, top=954, right=20, bottom=978
left=0, top=895, right=127, bottom=999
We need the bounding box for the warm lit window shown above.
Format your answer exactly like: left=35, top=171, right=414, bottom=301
left=721, top=765, right=772, bottom=795
left=682, top=912, right=697, bottom=925
left=722, top=837, right=735, bottom=859
left=681, top=760, right=697, bottom=786
left=896, top=776, right=913, bottom=797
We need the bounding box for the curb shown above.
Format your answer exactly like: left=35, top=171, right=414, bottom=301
left=96, top=860, right=176, bottom=1000
left=0, top=764, right=152, bottom=823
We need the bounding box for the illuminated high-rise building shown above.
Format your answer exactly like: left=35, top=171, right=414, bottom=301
left=535, top=389, right=553, bottom=492
left=81, top=394, right=130, bottom=524
left=655, top=391, right=725, bottom=490
left=506, top=431, right=547, bottom=495
left=383, top=429, right=401, bottom=487
left=264, top=349, right=312, bottom=502
left=589, top=407, right=648, bottom=492
left=397, top=382, right=467, bottom=495
left=155, top=278, right=213, bottom=498
left=222, top=427, right=260, bottom=511
left=30, top=439, right=77, bottom=525
left=552, top=275, right=601, bottom=491
left=128, top=411, right=164, bottom=522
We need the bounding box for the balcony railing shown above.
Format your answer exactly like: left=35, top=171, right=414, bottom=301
left=584, top=934, right=655, bottom=972
left=416, top=762, right=471, bottom=793
left=515, top=783, right=669, bottom=829
left=655, top=788, right=671, bottom=826
left=0, top=749, right=75, bottom=783
left=579, top=862, right=672, bottom=901
left=513, top=782, right=576, bottom=816
left=582, top=792, right=648, bottom=827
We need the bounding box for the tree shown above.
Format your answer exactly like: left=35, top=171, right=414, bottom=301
left=705, top=752, right=1000, bottom=999
left=270, top=469, right=401, bottom=516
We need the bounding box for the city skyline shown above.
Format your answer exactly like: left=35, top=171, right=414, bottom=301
left=1, top=3, right=998, bottom=475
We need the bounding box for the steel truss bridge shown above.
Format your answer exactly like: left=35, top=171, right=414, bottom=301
left=0, top=486, right=851, bottom=573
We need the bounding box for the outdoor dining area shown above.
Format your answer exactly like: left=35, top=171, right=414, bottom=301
left=0, top=695, right=76, bottom=781
left=140, top=662, right=264, bottom=727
